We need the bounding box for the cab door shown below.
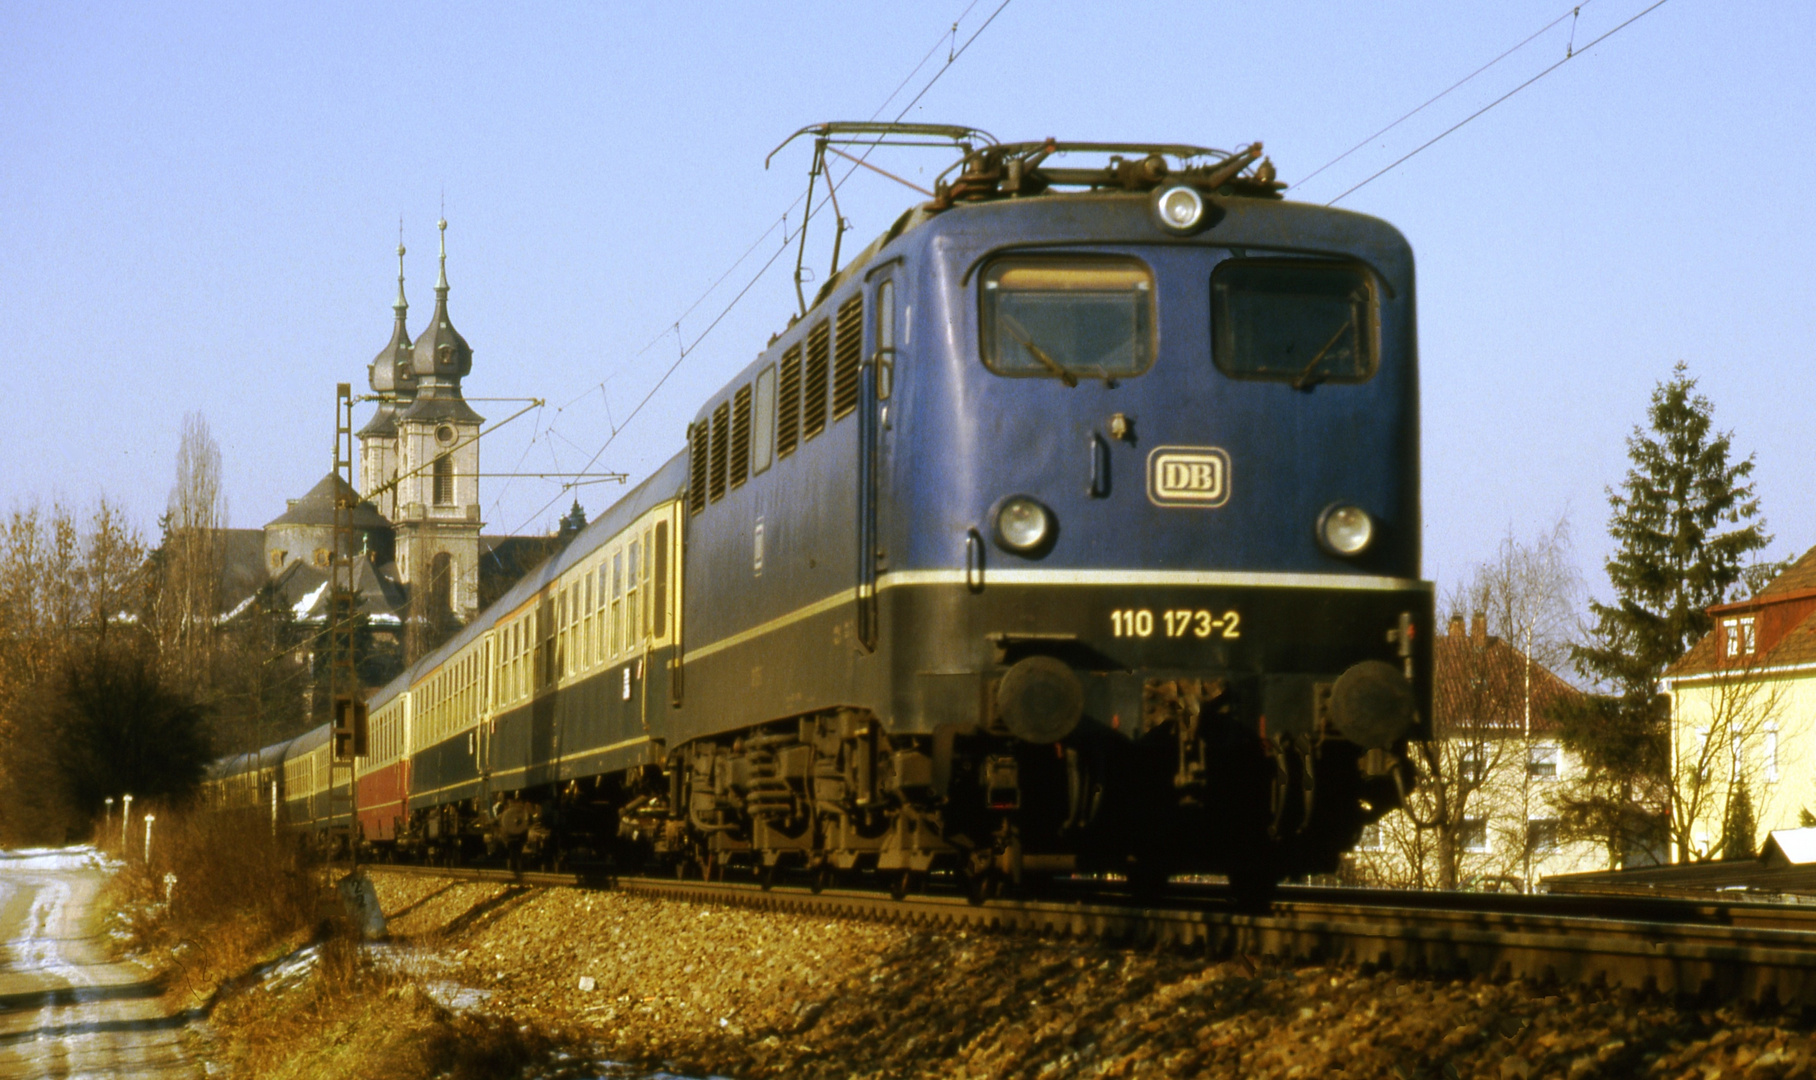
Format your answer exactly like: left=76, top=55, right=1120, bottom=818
left=857, top=275, right=897, bottom=651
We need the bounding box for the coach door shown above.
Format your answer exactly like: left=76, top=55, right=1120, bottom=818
left=857, top=274, right=896, bottom=652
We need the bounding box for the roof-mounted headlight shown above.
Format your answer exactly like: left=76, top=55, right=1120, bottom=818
left=1153, top=184, right=1206, bottom=234
left=1318, top=504, right=1374, bottom=557
left=994, top=496, right=1054, bottom=555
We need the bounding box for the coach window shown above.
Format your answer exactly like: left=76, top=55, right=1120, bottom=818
left=582, top=573, right=595, bottom=668
left=751, top=366, right=777, bottom=474
left=1210, top=258, right=1377, bottom=387
left=980, top=257, right=1155, bottom=382
left=612, top=550, right=625, bottom=656
left=595, top=565, right=607, bottom=658
left=652, top=520, right=669, bottom=638
left=627, top=538, right=642, bottom=649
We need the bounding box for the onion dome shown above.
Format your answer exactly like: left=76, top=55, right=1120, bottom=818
left=409, top=218, right=472, bottom=381
left=360, top=242, right=416, bottom=438
left=400, top=218, right=484, bottom=425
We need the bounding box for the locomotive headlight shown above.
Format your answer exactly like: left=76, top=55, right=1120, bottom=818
left=1318, top=504, right=1374, bottom=557
left=994, top=496, right=1054, bottom=555
left=1153, top=184, right=1206, bottom=234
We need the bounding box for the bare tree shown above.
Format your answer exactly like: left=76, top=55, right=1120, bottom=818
left=1350, top=520, right=1584, bottom=890
left=153, top=413, right=227, bottom=694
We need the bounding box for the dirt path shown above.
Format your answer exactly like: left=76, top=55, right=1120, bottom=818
left=0, top=848, right=199, bottom=1080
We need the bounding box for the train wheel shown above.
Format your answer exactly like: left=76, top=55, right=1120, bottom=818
left=760, top=864, right=777, bottom=892
left=889, top=870, right=914, bottom=901
left=810, top=866, right=831, bottom=894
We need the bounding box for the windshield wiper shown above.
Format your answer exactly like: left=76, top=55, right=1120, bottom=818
left=999, top=314, right=1078, bottom=388
left=1290, top=316, right=1355, bottom=391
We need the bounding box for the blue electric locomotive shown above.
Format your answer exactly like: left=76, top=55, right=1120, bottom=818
left=632, top=127, right=1432, bottom=904
left=239, top=126, right=1433, bottom=908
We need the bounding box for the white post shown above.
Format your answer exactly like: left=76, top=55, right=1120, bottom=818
left=121, top=794, right=133, bottom=850
left=143, top=813, right=156, bottom=864
left=103, top=797, right=114, bottom=842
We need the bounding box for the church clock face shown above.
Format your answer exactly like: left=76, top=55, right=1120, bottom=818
left=435, top=424, right=456, bottom=446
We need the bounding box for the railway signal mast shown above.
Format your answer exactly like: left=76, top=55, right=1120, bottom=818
left=328, top=383, right=367, bottom=867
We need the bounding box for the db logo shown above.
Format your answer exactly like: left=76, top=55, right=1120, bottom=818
left=1147, top=447, right=1231, bottom=508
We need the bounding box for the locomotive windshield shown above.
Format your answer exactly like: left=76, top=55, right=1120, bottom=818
left=980, top=257, right=1155, bottom=383
left=1210, top=259, right=1377, bottom=387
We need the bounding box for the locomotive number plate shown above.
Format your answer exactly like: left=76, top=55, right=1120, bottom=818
left=1110, top=608, right=1240, bottom=639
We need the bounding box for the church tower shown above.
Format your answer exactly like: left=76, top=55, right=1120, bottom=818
left=393, top=218, right=485, bottom=623
left=358, top=239, right=416, bottom=520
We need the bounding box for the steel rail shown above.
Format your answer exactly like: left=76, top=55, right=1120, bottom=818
left=352, top=863, right=1816, bottom=1009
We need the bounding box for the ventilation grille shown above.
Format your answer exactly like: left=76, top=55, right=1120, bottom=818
left=687, top=424, right=707, bottom=515
left=833, top=294, right=863, bottom=420
left=777, top=344, right=802, bottom=457
left=709, top=401, right=730, bottom=502
left=803, top=319, right=830, bottom=441
left=730, top=384, right=752, bottom=488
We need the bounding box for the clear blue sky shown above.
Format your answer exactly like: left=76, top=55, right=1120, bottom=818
left=3, top=1, right=1810, bottom=601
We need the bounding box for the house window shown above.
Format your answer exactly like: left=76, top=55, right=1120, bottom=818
left=313, top=547, right=330, bottom=567
left=1527, top=818, right=1559, bottom=854
left=1458, top=746, right=1486, bottom=785
left=1358, top=823, right=1384, bottom=851
left=432, top=454, right=454, bottom=506
left=1460, top=818, right=1489, bottom=853
left=1528, top=743, right=1559, bottom=780
left=271, top=550, right=287, bottom=569
left=1724, top=616, right=1757, bottom=657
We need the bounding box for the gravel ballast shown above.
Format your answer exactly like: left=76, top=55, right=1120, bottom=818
left=367, top=870, right=1816, bottom=1078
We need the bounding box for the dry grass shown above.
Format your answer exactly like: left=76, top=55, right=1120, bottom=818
left=102, top=805, right=322, bottom=1002
left=98, top=807, right=580, bottom=1078
left=207, top=935, right=572, bottom=1080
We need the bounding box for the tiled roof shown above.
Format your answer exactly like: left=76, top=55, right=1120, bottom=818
left=1667, top=542, right=1816, bottom=679
left=1432, top=626, right=1583, bottom=737
left=1758, top=545, right=1816, bottom=598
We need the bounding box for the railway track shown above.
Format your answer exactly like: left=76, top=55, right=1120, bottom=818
left=353, top=862, right=1816, bottom=1010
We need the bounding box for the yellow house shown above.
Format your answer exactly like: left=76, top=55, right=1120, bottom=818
left=1663, top=547, right=1816, bottom=862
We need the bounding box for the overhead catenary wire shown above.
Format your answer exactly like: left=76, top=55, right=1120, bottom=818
left=1296, top=2, right=1594, bottom=190
left=503, top=0, right=1014, bottom=538
left=1326, top=0, right=1671, bottom=206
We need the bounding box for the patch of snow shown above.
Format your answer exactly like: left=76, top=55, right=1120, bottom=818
left=293, top=581, right=329, bottom=618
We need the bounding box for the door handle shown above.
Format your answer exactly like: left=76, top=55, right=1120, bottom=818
left=965, top=529, right=985, bottom=593
left=1089, top=433, right=1110, bottom=498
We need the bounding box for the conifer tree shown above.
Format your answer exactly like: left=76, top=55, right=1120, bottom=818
left=1559, top=362, right=1771, bottom=866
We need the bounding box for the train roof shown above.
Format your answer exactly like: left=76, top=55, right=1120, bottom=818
left=365, top=450, right=691, bottom=709
left=207, top=732, right=307, bottom=780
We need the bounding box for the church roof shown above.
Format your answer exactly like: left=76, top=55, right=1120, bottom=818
left=397, top=388, right=484, bottom=425
left=265, top=473, right=392, bottom=531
